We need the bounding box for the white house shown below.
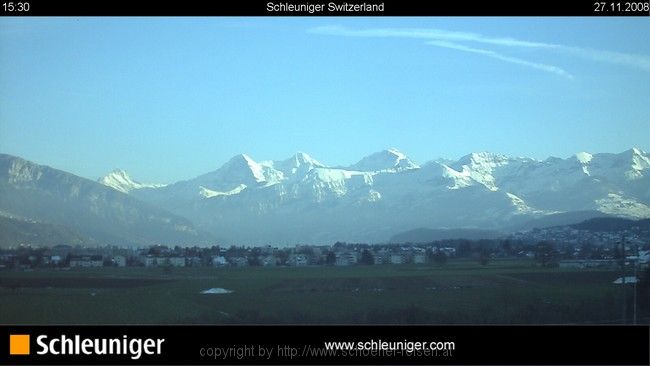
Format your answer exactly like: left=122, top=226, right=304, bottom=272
left=440, top=247, right=456, bottom=257
left=287, top=254, right=308, bottom=266
left=143, top=256, right=159, bottom=267
left=212, top=256, right=227, bottom=267
left=43, top=255, right=63, bottom=266
left=412, top=253, right=426, bottom=264
left=143, top=256, right=185, bottom=267
left=260, top=255, right=278, bottom=267
left=389, top=254, right=404, bottom=265
left=613, top=276, right=639, bottom=284
left=335, top=252, right=357, bottom=266
left=69, top=255, right=103, bottom=268
left=167, top=257, right=186, bottom=267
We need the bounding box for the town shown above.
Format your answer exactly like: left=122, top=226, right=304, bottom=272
left=1, top=225, right=649, bottom=270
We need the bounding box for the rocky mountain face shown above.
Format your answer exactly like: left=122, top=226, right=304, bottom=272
left=0, top=154, right=213, bottom=247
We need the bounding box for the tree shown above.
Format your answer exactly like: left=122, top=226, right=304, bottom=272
left=247, top=255, right=261, bottom=266
left=534, top=241, right=559, bottom=267
left=275, top=249, right=290, bottom=265
left=500, top=240, right=513, bottom=256
left=478, top=248, right=491, bottom=266
left=359, top=249, right=374, bottom=265
left=638, top=267, right=650, bottom=318
left=457, top=240, right=472, bottom=257
left=432, top=251, right=447, bottom=265
left=425, top=248, right=434, bottom=261
left=325, top=251, right=336, bottom=266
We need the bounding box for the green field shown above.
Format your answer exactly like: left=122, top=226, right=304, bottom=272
left=0, top=260, right=630, bottom=324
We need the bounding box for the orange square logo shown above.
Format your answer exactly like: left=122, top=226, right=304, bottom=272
left=9, top=334, right=30, bottom=355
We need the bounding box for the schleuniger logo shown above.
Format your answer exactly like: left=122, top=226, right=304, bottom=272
left=9, top=334, right=30, bottom=355
left=9, top=334, right=165, bottom=360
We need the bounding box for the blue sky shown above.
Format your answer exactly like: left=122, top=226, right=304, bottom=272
left=1, top=17, right=649, bottom=183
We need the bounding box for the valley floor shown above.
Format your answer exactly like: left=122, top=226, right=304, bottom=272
left=0, top=259, right=645, bottom=325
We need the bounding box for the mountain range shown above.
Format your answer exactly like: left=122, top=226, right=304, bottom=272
left=1, top=147, right=648, bottom=247
left=0, top=154, right=213, bottom=247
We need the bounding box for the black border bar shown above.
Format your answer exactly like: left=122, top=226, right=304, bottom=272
left=1, top=325, right=649, bottom=365
left=1, top=0, right=649, bottom=16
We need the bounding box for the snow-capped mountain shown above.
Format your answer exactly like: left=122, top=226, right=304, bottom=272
left=348, top=148, right=419, bottom=173
left=273, top=152, right=325, bottom=177
left=92, top=147, right=649, bottom=245
left=98, top=169, right=166, bottom=193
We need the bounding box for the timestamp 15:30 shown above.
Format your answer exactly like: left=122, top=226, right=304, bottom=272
left=2, top=2, right=30, bottom=12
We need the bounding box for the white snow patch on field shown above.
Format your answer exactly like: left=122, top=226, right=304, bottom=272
left=200, top=288, right=233, bottom=294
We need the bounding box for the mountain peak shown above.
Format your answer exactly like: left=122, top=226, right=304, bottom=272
left=290, top=152, right=325, bottom=168
left=349, top=148, right=419, bottom=172
left=270, top=152, right=325, bottom=178
left=292, top=152, right=323, bottom=165
left=221, top=153, right=267, bottom=183
left=108, top=168, right=130, bottom=178
left=98, top=169, right=165, bottom=193
left=459, top=151, right=509, bottom=165
left=226, top=153, right=255, bottom=165
left=625, top=147, right=650, bottom=178
left=451, top=152, right=516, bottom=192
left=574, top=151, right=593, bottom=164
left=385, top=147, right=406, bottom=157
left=629, top=147, right=647, bottom=156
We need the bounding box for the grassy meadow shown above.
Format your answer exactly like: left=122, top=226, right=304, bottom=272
left=0, top=259, right=629, bottom=324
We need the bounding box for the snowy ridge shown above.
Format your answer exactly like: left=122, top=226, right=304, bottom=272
left=95, top=147, right=650, bottom=244
left=223, top=154, right=268, bottom=184
left=627, top=148, right=650, bottom=180
left=98, top=169, right=166, bottom=193
left=596, top=193, right=650, bottom=218
left=274, top=152, right=325, bottom=175
left=450, top=152, right=528, bottom=191
left=348, top=148, right=419, bottom=173
left=199, top=184, right=247, bottom=198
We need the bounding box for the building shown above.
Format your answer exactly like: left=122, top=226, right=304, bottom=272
left=143, top=256, right=186, bottom=267
left=373, top=249, right=390, bottom=265
left=143, top=256, right=159, bottom=267
left=42, top=255, right=63, bottom=266
left=613, top=276, right=639, bottom=284
left=287, top=254, right=308, bottom=266
left=412, top=253, right=426, bottom=264
left=112, top=255, right=126, bottom=267
left=389, top=254, right=404, bottom=265
left=559, top=259, right=617, bottom=269
left=335, top=252, right=357, bottom=266
left=212, top=256, right=227, bottom=267
left=229, top=256, right=248, bottom=267
left=260, top=255, right=277, bottom=267
left=185, top=256, right=202, bottom=267
left=439, top=247, right=456, bottom=257
left=167, top=257, right=186, bottom=267
left=69, top=255, right=103, bottom=268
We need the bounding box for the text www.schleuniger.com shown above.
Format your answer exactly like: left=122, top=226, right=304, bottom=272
left=322, top=339, right=455, bottom=357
